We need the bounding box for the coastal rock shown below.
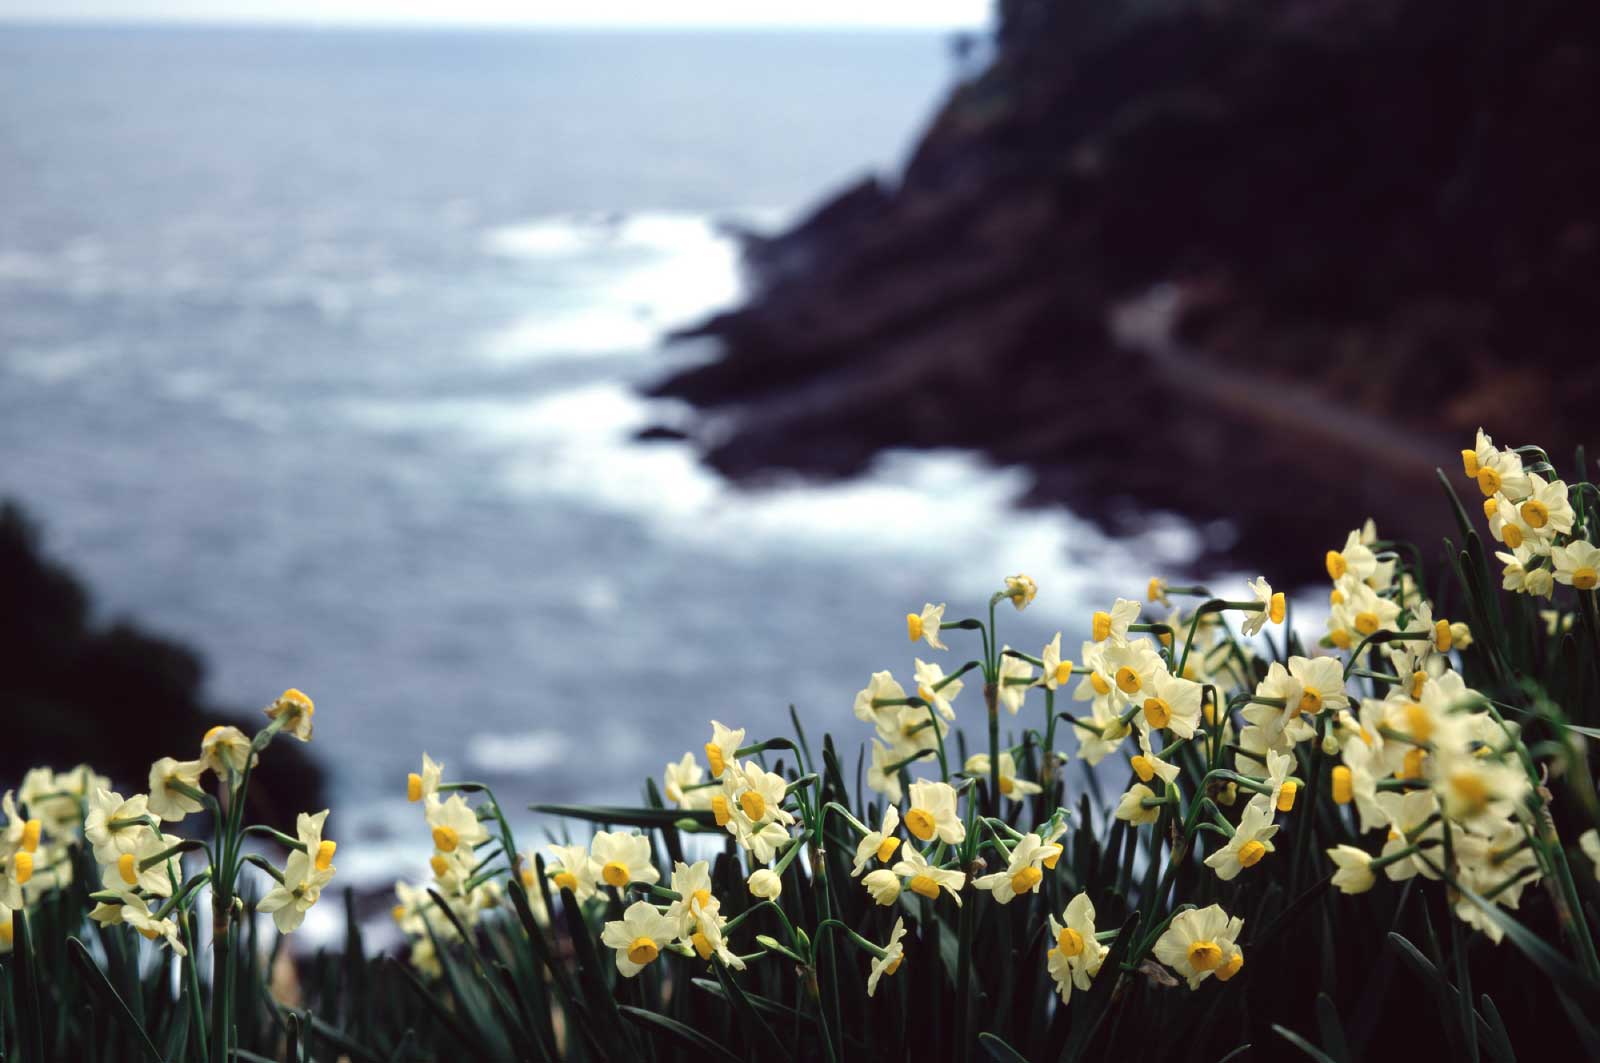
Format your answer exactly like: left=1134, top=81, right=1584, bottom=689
left=654, top=0, right=1600, bottom=579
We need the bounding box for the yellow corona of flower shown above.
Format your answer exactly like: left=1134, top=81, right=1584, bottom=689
left=1553, top=540, right=1600, bottom=591
left=407, top=753, right=443, bottom=804
left=703, top=720, right=746, bottom=779
left=852, top=806, right=901, bottom=877
left=906, top=602, right=948, bottom=650
left=973, top=833, right=1059, bottom=904
left=1204, top=797, right=1278, bottom=881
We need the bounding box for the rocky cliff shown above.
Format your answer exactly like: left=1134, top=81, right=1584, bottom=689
left=651, top=0, right=1600, bottom=580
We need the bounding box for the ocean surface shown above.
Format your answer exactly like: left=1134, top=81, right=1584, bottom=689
left=0, top=24, right=1204, bottom=907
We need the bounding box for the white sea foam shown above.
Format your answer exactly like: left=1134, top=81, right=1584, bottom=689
left=465, top=729, right=573, bottom=773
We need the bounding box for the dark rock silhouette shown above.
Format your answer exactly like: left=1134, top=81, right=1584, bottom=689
left=652, top=0, right=1600, bottom=582
left=2, top=500, right=323, bottom=829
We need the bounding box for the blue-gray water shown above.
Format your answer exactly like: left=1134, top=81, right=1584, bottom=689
left=1, top=24, right=1200, bottom=897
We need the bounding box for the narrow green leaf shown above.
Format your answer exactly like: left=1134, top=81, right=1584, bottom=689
left=1060, top=913, right=1136, bottom=1063
left=1215, top=1046, right=1253, bottom=1063
left=1272, top=1024, right=1338, bottom=1063
left=979, top=1031, right=1030, bottom=1062
left=1477, top=995, right=1516, bottom=1063
left=711, top=957, right=791, bottom=1062
left=66, top=937, right=164, bottom=1063
left=1313, top=993, right=1349, bottom=1063
left=12, top=908, right=45, bottom=1063
left=1453, top=883, right=1600, bottom=1004
left=531, top=803, right=716, bottom=829
left=620, top=1004, right=747, bottom=1063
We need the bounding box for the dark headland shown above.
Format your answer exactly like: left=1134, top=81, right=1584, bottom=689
left=647, top=0, right=1600, bottom=583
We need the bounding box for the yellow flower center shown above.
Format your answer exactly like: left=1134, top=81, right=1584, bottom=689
left=1237, top=840, right=1267, bottom=868
left=1010, top=866, right=1043, bottom=895
left=691, top=888, right=712, bottom=911
left=204, top=724, right=225, bottom=742
left=1056, top=927, right=1084, bottom=957
left=704, top=742, right=725, bottom=778
left=884, top=954, right=903, bottom=976
left=906, top=613, right=923, bottom=642
left=21, top=819, right=40, bottom=853
left=739, top=790, right=767, bottom=822
left=12, top=851, right=33, bottom=885
left=1042, top=847, right=1061, bottom=870
left=998, top=775, right=1015, bottom=795
left=1576, top=567, right=1600, bottom=591
left=1398, top=748, right=1426, bottom=780
left=1330, top=587, right=1345, bottom=606
left=521, top=868, right=536, bottom=889
left=1143, top=697, right=1171, bottom=729
left=1090, top=672, right=1111, bottom=696
left=627, top=937, right=659, bottom=966
left=1461, top=449, right=1479, bottom=477
left=1410, top=671, right=1427, bottom=699
left=1482, top=497, right=1498, bottom=519
left=1269, top=592, right=1286, bottom=624
left=1476, top=466, right=1502, bottom=497
left=691, top=930, right=714, bottom=960
left=1354, top=611, right=1380, bottom=636
left=601, top=860, right=631, bottom=888
left=1276, top=782, right=1298, bottom=812
left=429, top=854, right=450, bottom=879
left=1115, top=666, right=1141, bottom=695
left=118, top=853, right=138, bottom=885
left=391, top=904, right=407, bottom=923
left=1331, top=766, right=1353, bottom=804
left=138, top=926, right=161, bottom=941
left=1449, top=771, right=1491, bottom=815
left=1056, top=661, right=1075, bottom=685
left=315, top=841, right=337, bottom=872
left=407, top=773, right=423, bottom=803
left=905, top=808, right=936, bottom=842
left=1297, top=688, right=1323, bottom=716
left=1091, top=611, right=1112, bottom=641
left=1203, top=699, right=1218, bottom=724
left=1502, top=523, right=1523, bottom=549
left=1148, top=577, right=1163, bottom=602
left=1520, top=499, right=1549, bottom=529
left=553, top=870, right=578, bottom=892
left=431, top=826, right=459, bottom=853
left=876, top=836, right=901, bottom=862
left=711, top=795, right=731, bottom=827
left=278, top=688, right=315, bottom=720
left=1404, top=703, right=1432, bottom=743
left=1130, top=755, right=1155, bottom=783
left=1187, top=940, right=1222, bottom=972
left=1216, top=951, right=1244, bottom=981
left=908, top=874, right=940, bottom=899
left=1329, top=628, right=1352, bottom=649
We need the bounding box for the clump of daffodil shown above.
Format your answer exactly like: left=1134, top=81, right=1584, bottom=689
left=1154, top=905, right=1244, bottom=989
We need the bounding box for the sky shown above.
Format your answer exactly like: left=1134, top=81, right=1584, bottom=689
left=0, top=1, right=991, bottom=30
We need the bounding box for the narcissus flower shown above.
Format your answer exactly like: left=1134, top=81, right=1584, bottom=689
left=1325, top=530, right=1377, bottom=584
left=1376, top=790, right=1444, bottom=881
left=258, top=847, right=336, bottom=933
left=1090, top=598, right=1140, bottom=644
left=964, top=751, right=1043, bottom=798
left=722, top=760, right=796, bottom=831
left=866, top=918, right=907, bottom=996
left=663, top=752, right=709, bottom=809
left=913, top=658, right=962, bottom=720
left=865, top=739, right=904, bottom=804
left=1553, top=540, right=1600, bottom=591
left=1140, top=669, right=1204, bottom=739
left=904, top=780, right=965, bottom=845
left=296, top=810, right=336, bottom=875
left=1262, top=750, right=1298, bottom=812
left=746, top=868, right=782, bottom=899
left=100, top=830, right=182, bottom=898
left=601, top=900, right=678, bottom=977
left=1241, top=577, right=1285, bottom=637
left=590, top=831, right=660, bottom=890
left=407, top=753, right=443, bottom=804
left=703, top=721, right=745, bottom=779
left=545, top=843, right=598, bottom=901
left=1327, top=845, right=1375, bottom=894
left=146, top=758, right=207, bottom=823
left=852, top=806, right=901, bottom=876
left=1101, top=638, right=1165, bottom=701
left=892, top=844, right=965, bottom=904
left=1114, top=783, right=1161, bottom=825
left=663, top=860, right=714, bottom=936
left=997, top=649, right=1035, bottom=714
left=1203, top=797, right=1278, bottom=881
left=973, top=833, right=1059, bottom=904
left=1036, top=633, right=1076, bottom=691
left=1130, top=728, right=1180, bottom=786
left=1004, top=574, right=1037, bottom=611
left=1046, top=893, right=1107, bottom=1003
left=84, top=789, right=153, bottom=865
left=117, top=893, right=188, bottom=955
left=1287, top=656, right=1349, bottom=718
left=425, top=794, right=489, bottom=855
left=906, top=603, right=948, bottom=650
left=687, top=895, right=744, bottom=970
left=862, top=868, right=901, bottom=906
left=1153, top=904, right=1243, bottom=989
left=853, top=671, right=907, bottom=728
left=264, top=688, right=316, bottom=742
left=200, top=725, right=253, bottom=777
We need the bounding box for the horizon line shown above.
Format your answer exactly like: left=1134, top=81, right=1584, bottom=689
left=0, top=15, right=989, bottom=34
